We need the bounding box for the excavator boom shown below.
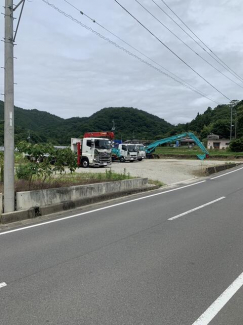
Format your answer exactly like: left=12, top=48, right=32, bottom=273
left=146, top=132, right=209, bottom=160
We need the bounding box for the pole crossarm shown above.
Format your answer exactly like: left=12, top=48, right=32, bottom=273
left=13, top=0, right=25, bottom=42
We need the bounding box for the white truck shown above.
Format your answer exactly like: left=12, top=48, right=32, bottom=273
left=135, top=144, right=146, bottom=161
left=112, top=143, right=138, bottom=162
left=71, top=132, right=113, bottom=168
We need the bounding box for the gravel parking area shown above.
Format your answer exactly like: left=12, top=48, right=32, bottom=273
left=75, top=159, right=240, bottom=185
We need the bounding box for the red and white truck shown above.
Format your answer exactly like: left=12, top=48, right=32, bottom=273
left=71, top=132, right=114, bottom=168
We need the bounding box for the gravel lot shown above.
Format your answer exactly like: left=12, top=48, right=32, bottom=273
left=76, top=159, right=239, bottom=185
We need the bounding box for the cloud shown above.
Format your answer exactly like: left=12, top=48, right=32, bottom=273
left=0, top=0, right=242, bottom=125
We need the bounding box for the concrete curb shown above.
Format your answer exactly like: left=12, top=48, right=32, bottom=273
left=205, top=163, right=242, bottom=175
left=0, top=184, right=160, bottom=224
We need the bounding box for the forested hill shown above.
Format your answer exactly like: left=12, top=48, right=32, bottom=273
left=173, top=100, right=243, bottom=139
left=0, top=101, right=172, bottom=145
left=1, top=100, right=242, bottom=145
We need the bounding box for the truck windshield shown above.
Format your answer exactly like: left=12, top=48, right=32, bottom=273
left=94, top=139, right=111, bottom=149
left=127, top=145, right=137, bottom=152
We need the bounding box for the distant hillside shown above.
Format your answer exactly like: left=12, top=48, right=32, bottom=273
left=171, top=100, right=243, bottom=139
left=0, top=101, right=172, bottom=145
left=1, top=100, right=242, bottom=145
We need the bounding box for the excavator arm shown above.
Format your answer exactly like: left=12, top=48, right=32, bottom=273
left=146, top=132, right=209, bottom=160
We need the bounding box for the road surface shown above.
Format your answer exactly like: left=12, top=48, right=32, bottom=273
left=1, top=166, right=243, bottom=324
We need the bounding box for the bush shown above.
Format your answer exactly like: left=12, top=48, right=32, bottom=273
left=16, top=163, right=38, bottom=184
left=229, top=138, right=243, bottom=152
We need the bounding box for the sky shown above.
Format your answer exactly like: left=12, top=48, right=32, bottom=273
left=0, top=0, right=243, bottom=125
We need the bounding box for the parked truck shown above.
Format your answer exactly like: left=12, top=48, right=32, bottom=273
left=112, top=143, right=138, bottom=162
left=135, top=144, right=146, bottom=161
left=71, top=132, right=114, bottom=168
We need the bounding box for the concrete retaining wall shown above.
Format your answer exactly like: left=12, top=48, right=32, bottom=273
left=205, top=163, right=240, bottom=175
left=16, top=178, right=148, bottom=211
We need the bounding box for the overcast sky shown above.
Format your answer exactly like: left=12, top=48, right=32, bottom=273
left=0, top=0, right=242, bottom=124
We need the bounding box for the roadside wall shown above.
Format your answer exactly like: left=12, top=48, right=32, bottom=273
left=16, top=178, right=148, bottom=211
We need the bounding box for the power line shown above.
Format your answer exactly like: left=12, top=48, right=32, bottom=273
left=62, top=0, right=223, bottom=102
left=134, top=0, right=243, bottom=90
left=114, top=0, right=232, bottom=101
left=152, top=0, right=243, bottom=84
left=41, top=0, right=221, bottom=105
left=159, top=0, right=243, bottom=83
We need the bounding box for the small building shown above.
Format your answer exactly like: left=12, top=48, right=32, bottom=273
left=207, top=139, right=230, bottom=150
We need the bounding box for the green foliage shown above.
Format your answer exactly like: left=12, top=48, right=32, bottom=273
left=229, top=138, right=243, bottom=152
left=1, top=100, right=243, bottom=145
left=54, top=148, right=77, bottom=173
left=16, top=142, right=77, bottom=188
left=0, top=101, right=172, bottom=145
left=16, top=163, right=38, bottom=184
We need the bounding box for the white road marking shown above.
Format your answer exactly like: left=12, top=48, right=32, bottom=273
left=192, top=272, right=243, bottom=325
left=0, top=282, right=7, bottom=289
left=168, top=197, right=225, bottom=221
left=0, top=180, right=206, bottom=236
left=211, top=166, right=243, bottom=180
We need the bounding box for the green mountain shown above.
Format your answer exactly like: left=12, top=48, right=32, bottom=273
left=1, top=100, right=242, bottom=145
left=165, top=100, right=243, bottom=140
left=0, top=101, right=172, bottom=145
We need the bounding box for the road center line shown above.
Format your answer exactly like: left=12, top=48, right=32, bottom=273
left=192, top=271, right=243, bottom=325
left=211, top=166, right=243, bottom=180
left=168, top=197, right=225, bottom=221
left=0, top=282, right=7, bottom=289
left=0, top=180, right=206, bottom=236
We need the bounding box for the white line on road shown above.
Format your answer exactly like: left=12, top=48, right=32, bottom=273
left=168, top=197, right=225, bottom=221
left=0, top=282, right=7, bottom=289
left=0, top=180, right=206, bottom=237
left=211, top=166, right=243, bottom=180
left=192, top=272, right=243, bottom=325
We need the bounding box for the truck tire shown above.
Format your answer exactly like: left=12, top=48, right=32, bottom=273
left=81, top=158, right=89, bottom=168
left=120, top=156, right=125, bottom=163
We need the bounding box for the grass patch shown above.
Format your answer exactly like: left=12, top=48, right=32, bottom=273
left=154, top=147, right=243, bottom=157
left=0, top=168, right=133, bottom=192
left=148, top=179, right=165, bottom=187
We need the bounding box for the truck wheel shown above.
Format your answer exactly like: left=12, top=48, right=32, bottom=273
left=138, top=158, right=142, bottom=161
left=81, top=158, right=89, bottom=168
left=120, top=156, right=125, bottom=162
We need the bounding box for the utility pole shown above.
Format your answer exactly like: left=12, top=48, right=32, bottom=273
left=4, top=0, right=25, bottom=212
left=4, top=0, right=15, bottom=212
left=230, top=104, right=233, bottom=141
left=229, top=100, right=239, bottom=141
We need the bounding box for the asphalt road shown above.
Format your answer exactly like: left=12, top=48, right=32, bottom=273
left=1, top=166, right=243, bottom=324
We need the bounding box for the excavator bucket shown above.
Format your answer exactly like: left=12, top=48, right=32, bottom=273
left=197, top=154, right=206, bottom=160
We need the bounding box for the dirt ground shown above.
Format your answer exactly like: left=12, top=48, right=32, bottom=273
left=75, top=159, right=241, bottom=185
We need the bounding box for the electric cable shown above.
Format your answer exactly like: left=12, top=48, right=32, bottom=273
left=134, top=0, right=243, bottom=89
left=114, top=0, right=232, bottom=101
left=41, top=0, right=221, bottom=105
left=62, top=0, right=223, bottom=102
left=152, top=0, right=243, bottom=83
left=159, top=0, right=243, bottom=82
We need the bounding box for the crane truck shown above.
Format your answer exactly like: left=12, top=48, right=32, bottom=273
left=71, top=132, right=114, bottom=168
left=146, top=132, right=209, bottom=160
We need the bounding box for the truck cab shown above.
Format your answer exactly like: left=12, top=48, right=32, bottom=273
left=71, top=137, right=112, bottom=168
left=112, top=143, right=138, bottom=162
left=135, top=144, right=146, bottom=161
